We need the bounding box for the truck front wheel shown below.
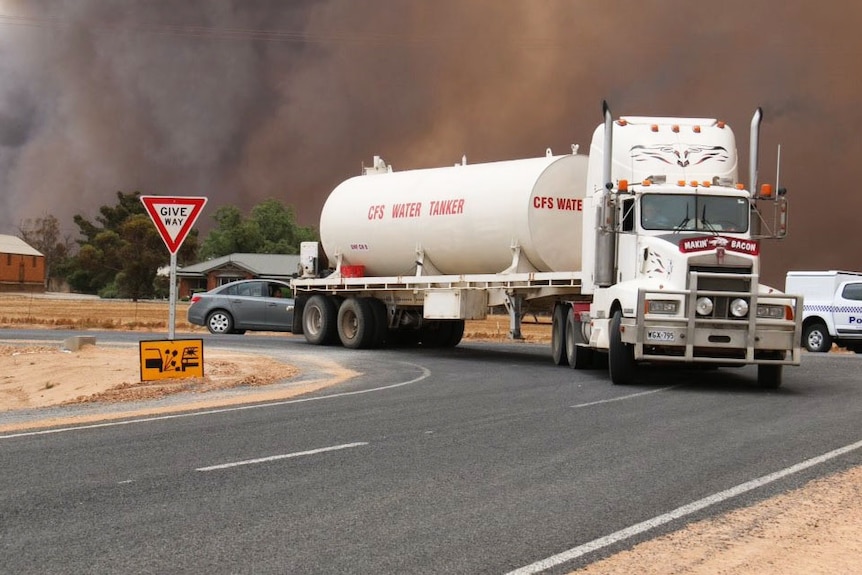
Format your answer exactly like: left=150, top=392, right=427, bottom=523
left=609, top=310, right=636, bottom=385
left=758, top=364, right=783, bottom=389
left=802, top=322, right=832, bottom=353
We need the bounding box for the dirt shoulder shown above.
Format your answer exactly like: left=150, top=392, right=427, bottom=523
left=1, top=293, right=861, bottom=573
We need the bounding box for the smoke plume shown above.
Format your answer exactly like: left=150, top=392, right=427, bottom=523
left=0, top=1, right=859, bottom=286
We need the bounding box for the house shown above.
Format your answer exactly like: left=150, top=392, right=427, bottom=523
left=0, top=234, right=46, bottom=292
left=176, top=253, right=302, bottom=299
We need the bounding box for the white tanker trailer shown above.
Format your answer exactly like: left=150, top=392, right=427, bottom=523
left=291, top=102, right=802, bottom=388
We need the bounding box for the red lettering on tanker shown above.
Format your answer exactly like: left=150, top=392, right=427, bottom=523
left=555, top=197, right=583, bottom=211
left=429, top=199, right=465, bottom=216
left=679, top=235, right=759, bottom=255
left=367, top=204, right=385, bottom=220
left=392, top=202, right=422, bottom=219
left=533, top=196, right=583, bottom=211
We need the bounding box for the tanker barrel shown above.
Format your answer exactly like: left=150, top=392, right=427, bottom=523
left=318, top=155, right=589, bottom=277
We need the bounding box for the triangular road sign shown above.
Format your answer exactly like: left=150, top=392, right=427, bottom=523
left=141, top=196, right=208, bottom=254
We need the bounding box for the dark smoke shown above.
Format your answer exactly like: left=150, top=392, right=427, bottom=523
left=0, top=1, right=859, bottom=286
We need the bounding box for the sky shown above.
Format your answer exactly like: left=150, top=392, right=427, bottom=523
left=0, top=0, right=859, bottom=287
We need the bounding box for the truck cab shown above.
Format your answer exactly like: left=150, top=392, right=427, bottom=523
left=785, top=271, right=862, bottom=353
left=570, top=105, right=801, bottom=388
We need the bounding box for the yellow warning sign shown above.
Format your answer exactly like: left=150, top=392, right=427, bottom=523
left=139, top=339, right=204, bottom=381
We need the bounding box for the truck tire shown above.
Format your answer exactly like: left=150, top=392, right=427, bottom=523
left=609, top=310, right=636, bottom=385
left=757, top=364, right=783, bottom=389
left=302, top=295, right=339, bottom=345
left=802, top=322, right=832, bottom=353
left=565, top=306, right=593, bottom=369
left=447, top=320, right=465, bottom=347
left=366, top=298, right=389, bottom=348
left=419, top=320, right=450, bottom=347
left=337, top=297, right=376, bottom=349
left=551, top=303, right=568, bottom=366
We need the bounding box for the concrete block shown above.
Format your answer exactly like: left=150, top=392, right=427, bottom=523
left=61, top=335, right=97, bottom=351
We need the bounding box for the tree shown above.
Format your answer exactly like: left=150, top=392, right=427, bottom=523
left=17, top=214, right=75, bottom=289
left=65, top=191, right=199, bottom=299
left=199, top=198, right=316, bottom=259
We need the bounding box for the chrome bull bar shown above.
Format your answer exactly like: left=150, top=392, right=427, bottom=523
left=627, top=271, right=803, bottom=365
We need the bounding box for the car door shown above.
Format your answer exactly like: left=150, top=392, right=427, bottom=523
left=228, top=281, right=270, bottom=329
left=262, top=282, right=294, bottom=331
left=834, top=281, right=862, bottom=335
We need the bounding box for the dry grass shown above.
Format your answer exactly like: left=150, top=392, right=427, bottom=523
left=0, top=293, right=552, bottom=342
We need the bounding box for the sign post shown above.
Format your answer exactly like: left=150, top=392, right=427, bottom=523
left=141, top=195, right=207, bottom=339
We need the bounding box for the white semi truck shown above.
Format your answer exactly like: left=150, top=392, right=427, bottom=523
left=291, top=103, right=802, bottom=388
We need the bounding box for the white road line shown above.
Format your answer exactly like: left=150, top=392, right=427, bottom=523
left=506, top=437, right=862, bottom=575
left=571, top=386, right=678, bottom=408
left=0, top=363, right=431, bottom=440
left=196, top=442, right=368, bottom=472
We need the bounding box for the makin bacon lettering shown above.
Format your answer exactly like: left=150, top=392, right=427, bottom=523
left=679, top=235, right=760, bottom=255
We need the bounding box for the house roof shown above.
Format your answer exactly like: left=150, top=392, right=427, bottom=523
left=178, top=253, right=301, bottom=278
left=0, top=234, right=43, bottom=257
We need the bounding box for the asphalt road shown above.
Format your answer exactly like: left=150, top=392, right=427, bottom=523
left=2, top=332, right=861, bottom=574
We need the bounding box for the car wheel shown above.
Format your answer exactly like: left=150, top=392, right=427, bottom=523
left=802, top=322, right=832, bottom=353
left=206, top=310, right=234, bottom=335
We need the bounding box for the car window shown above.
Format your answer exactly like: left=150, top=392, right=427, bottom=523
left=842, top=283, right=862, bottom=301
left=238, top=282, right=266, bottom=297
left=268, top=283, right=291, bottom=298
left=221, top=284, right=238, bottom=296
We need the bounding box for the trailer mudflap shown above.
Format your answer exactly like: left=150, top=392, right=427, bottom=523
left=424, top=289, right=488, bottom=320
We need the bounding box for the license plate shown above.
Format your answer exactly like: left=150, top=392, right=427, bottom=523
left=647, top=330, right=675, bottom=342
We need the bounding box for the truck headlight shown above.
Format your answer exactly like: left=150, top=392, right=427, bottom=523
left=695, top=297, right=714, bottom=316
left=647, top=300, right=679, bottom=314
left=730, top=298, right=749, bottom=317
left=756, top=304, right=785, bottom=319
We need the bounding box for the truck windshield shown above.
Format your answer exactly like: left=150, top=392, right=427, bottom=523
left=640, top=194, right=749, bottom=233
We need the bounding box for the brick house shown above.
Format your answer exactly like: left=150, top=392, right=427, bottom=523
left=176, top=253, right=301, bottom=299
left=0, top=234, right=46, bottom=292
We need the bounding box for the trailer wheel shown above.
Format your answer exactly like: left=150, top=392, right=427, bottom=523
left=422, top=320, right=464, bottom=348
left=366, top=298, right=389, bottom=348
left=757, top=364, right=783, bottom=389
left=802, top=322, right=832, bottom=353
left=447, top=320, right=465, bottom=347
left=337, top=297, right=376, bottom=349
left=609, top=310, right=636, bottom=385
left=419, top=320, right=456, bottom=347
left=551, top=303, right=568, bottom=366
left=302, top=295, right=339, bottom=345
left=565, top=307, right=593, bottom=369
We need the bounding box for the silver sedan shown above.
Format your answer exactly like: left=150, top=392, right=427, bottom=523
left=187, top=279, right=295, bottom=334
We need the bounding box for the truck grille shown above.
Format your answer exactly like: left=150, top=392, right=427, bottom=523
left=689, top=266, right=752, bottom=320
left=689, top=266, right=751, bottom=292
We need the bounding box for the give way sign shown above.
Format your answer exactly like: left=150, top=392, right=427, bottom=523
left=141, top=196, right=208, bottom=254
